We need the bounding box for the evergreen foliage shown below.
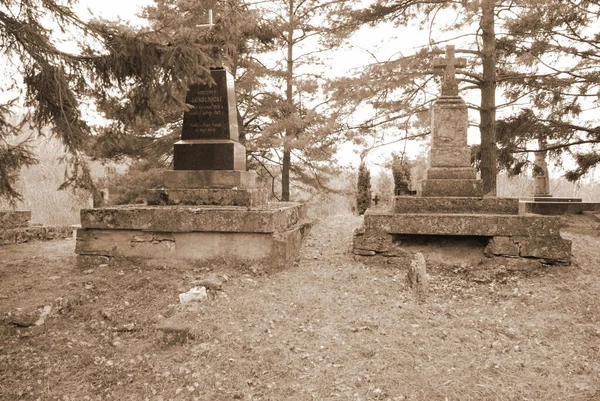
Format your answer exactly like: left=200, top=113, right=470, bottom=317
left=332, top=0, right=600, bottom=189
left=356, top=162, right=371, bottom=215
left=391, top=154, right=413, bottom=196
left=0, top=0, right=241, bottom=203
left=100, top=159, right=165, bottom=205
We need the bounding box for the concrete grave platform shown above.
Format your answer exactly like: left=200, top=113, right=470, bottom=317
left=76, top=203, right=311, bottom=270
left=395, top=196, right=519, bottom=215
left=354, top=209, right=571, bottom=265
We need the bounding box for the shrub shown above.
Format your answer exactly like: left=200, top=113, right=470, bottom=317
left=356, top=162, right=372, bottom=215
left=101, top=159, right=164, bottom=205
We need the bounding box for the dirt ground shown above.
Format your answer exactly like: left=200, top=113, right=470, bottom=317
left=1, top=212, right=599, bottom=401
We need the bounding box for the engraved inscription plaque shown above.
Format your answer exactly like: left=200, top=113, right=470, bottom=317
left=181, top=68, right=239, bottom=141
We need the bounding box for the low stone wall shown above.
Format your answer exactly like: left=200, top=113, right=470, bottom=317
left=0, top=210, right=31, bottom=229
left=0, top=226, right=75, bottom=245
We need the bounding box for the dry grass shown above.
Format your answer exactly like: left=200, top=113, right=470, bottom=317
left=1, top=210, right=599, bottom=401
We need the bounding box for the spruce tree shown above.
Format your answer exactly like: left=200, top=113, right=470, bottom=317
left=0, top=0, right=243, bottom=204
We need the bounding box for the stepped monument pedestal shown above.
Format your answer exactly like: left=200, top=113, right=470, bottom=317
left=76, top=68, right=311, bottom=270
left=354, top=46, right=571, bottom=265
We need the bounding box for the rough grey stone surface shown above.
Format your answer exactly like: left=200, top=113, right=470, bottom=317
left=363, top=212, right=564, bottom=237
left=394, top=197, right=519, bottom=215
left=147, top=187, right=269, bottom=207
left=163, top=170, right=257, bottom=189
left=76, top=203, right=312, bottom=270
left=80, top=203, right=306, bottom=233
left=420, top=179, right=483, bottom=197
left=0, top=226, right=74, bottom=245
left=485, top=236, right=571, bottom=265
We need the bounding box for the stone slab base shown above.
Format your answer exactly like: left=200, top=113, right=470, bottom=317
left=420, top=179, right=483, bottom=197
left=147, top=187, right=269, bottom=207
left=519, top=201, right=600, bottom=215
left=79, top=202, right=305, bottom=233
left=163, top=170, right=257, bottom=189
left=520, top=197, right=582, bottom=203
left=394, top=197, right=518, bottom=215
left=1, top=226, right=75, bottom=245
left=426, top=167, right=477, bottom=179
left=363, top=211, right=563, bottom=237
left=173, top=140, right=246, bottom=171
left=76, top=203, right=311, bottom=270
left=0, top=210, right=31, bottom=229
left=354, top=211, right=571, bottom=265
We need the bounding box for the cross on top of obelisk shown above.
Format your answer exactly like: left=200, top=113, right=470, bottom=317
left=197, top=10, right=214, bottom=29
left=433, top=45, right=466, bottom=97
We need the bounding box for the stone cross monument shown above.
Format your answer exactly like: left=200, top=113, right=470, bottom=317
left=433, top=45, right=466, bottom=97
left=420, top=45, right=483, bottom=197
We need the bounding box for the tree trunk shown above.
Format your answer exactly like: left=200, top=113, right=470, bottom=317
left=282, top=0, right=295, bottom=201
left=479, top=0, right=497, bottom=195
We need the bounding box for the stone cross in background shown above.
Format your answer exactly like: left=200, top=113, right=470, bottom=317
left=433, top=45, right=466, bottom=97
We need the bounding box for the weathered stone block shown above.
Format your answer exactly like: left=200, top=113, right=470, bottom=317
left=517, top=236, right=572, bottom=264
left=75, top=222, right=311, bottom=270
left=485, top=236, right=520, bottom=257
left=0, top=226, right=74, bottom=245
left=394, top=197, right=519, bottom=215
left=0, top=210, right=31, bottom=229
left=426, top=167, right=477, bottom=179
left=147, top=187, right=269, bottom=207
left=80, top=203, right=306, bottom=233
left=173, top=140, right=246, bottom=171
left=420, top=179, right=483, bottom=197
left=163, top=170, right=257, bottom=189
left=352, top=227, right=392, bottom=253
left=363, top=212, right=564, bottom=237
left=76, top=203, right=311, bottom=270
left=519, top=201, right=600, bottom=215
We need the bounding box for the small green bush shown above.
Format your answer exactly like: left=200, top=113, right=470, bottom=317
left=356, top=162, right=372, bottom=215
left=102, top=159, right=165, bottom=205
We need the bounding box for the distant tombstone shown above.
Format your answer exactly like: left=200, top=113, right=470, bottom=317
left=533, top=149, right=551, bottom=197
left=372, top=194, right=380, bottom=205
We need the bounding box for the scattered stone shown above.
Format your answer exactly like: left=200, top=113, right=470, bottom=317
left=179, top=287, right=208, bottom=304
left=406, top=252, right=428, bottom=303
left=156, top=317, right=196, bottom=345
